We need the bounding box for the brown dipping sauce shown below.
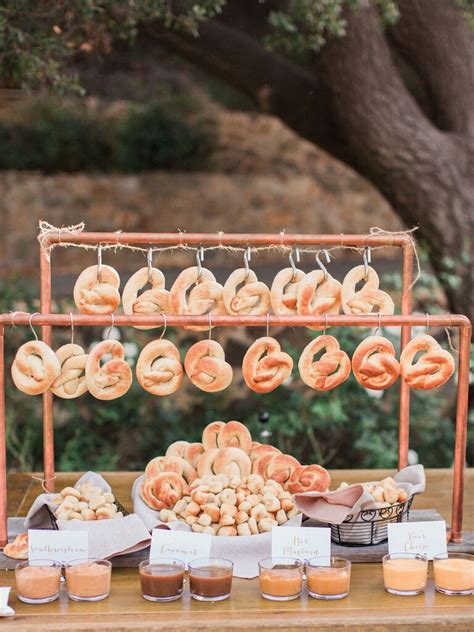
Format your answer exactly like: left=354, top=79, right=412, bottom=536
left=139, top=563, right=184, bottom=599
left=189, top=565, right=233, bottom=599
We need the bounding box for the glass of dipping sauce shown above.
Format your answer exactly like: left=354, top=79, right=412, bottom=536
left=258, top=558, right=304, bottom=601
left=139, top=559, right=185, bottom=602
left=15, top=560, right=62, bottom=604
left=188, top=558, right=233, bottom=602
left=306, top=557, right=351, bottom=600
left=65, top=559, right=112, bottom=602
left=433, top=553, right=474, bottom=596
left=382, top=553, right=428, bottom=596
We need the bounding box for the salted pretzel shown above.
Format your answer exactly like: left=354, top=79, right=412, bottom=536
left=216, top=420, right=253, bottom=453
left=136, top=339, right=183, bottom=396
left=213, top=447, right=252, bottom=479
left=298, top=335, right=351, bottom=391
left=223, top=268, right=271, bottom=316
left=12, top=340, right=61, bottom=395
left=202, top=421, right=226, bottom=449
left=341, top=265, right=394, bottom=315
left=352, top=335, right=400, bottom=390
left=184, top=340, right=233, bottom=392
left=169, top=266, right=225, bottom=331
left=242, top=336, right=293, bottom=393
left=400, top=334, right=455, bottom=390
left=122, top=267, right=170, bottom=330
left=51, top=343, right=88, bottom=399
left=287, top=464, right=331, bottom=494
left=140, top=471, right=187, bottom=510
left=85, top=340, right=132, bottom=400
left=73, top=264, right=121, bottom=315
left=296, top=270, right=342, bottom=329
left=271, top=267, right=305, bottom=315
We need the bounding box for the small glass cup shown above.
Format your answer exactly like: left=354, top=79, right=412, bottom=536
left=15, top=560, right=62, bottom=604
left=433, top=553, right=474, bottom=596
left=306, top=557, right=351, bottom=600
left=65, top=558, right=112, bottom=602
left=188, top=558, right=233, bottom=602
left=258, top=558, right=304, bottom=601
left=382, top=553, right=428, bottom=596
left=139, top=559, right=185, bottom=602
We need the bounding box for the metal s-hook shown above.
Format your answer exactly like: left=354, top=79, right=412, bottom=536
left=373, top=312, right=382, bottom=337
left=315, top=250, right=331, bottom=281
left=244, top=247, right=251, bottom=281
left=425, top=312, right=430, bottom=333
left=200, top=246, right=205, bottom=262
left=97, top=244, right=103, bottom=282
left=70, top=312, right=74, bottom=345
left=295, top=247, right=301, bottom=263
left=159, top=313, right=167, bottom=340
left=196, top=249, right=203, bottom=282
left=107, top=313, right=115, bottom=340
left=147, top=248, right=154, bottom=285
left=208, top=312, right=212, bottom=340
left=363, top=247, right=371, bottom=281
left=29, top=312, right=40, bottom=341
left=289, top=250, right=298, bottom=281
left=323, top=313, right=328, bottom=335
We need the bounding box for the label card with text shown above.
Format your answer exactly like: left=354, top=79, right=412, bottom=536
left=150, top=529, right=211, bottom=568
left=272, top=527, right=331, bottom=563
left=28, top=529, right=88, bottom=564
left=387, top=521, right=447, bottom=560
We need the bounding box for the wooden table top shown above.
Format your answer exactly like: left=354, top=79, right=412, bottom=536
left=2, top=469, right=473, bottom=631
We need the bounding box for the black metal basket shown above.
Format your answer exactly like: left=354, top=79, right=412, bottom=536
left=46, top=499, right=129, bottom=530
left=329, top=496, right=414, bottom=547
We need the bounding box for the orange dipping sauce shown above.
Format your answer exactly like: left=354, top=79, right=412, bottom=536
left=307, top=567, right=350, bottom=596
left=259, top=568, right=302, bottom=598
left=66, top=562, right=111, bottom=599
left=433, top=558, right=474, bottom=593
left=15, top=564, right=61, bottom=602
left=383, top=557, right=427, bottom=593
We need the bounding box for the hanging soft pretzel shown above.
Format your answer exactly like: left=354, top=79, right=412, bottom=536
left=216, top=420, right=253, bottom=453
left=213, top=447, right=252, bottom=479
left=223, top=268, right=271, bottom=316
left=271, top=267, right=305, bottom=315
left=287, top=464, right=331, bottom=494
left=140, top=471, right=187, bottom=510
left=12, top=340, right=61, bottom=395
left=136, top=339, right=183, bottom=396
left=73, top=264, right=121, bottom=315
left=296, top=271, right=342, bottom=329
left=352, top=335, right=400, bottom=390
left=184, top=340, right=233, bottom=392
left=50, top=343, right=88, bottom=399
left=202, top=421, right=226, bottom=449
left=242, top=336, right=293, bottom=393
left=169, top=266, right=225, bottom=331
left=85, top=340, right=132, bottom=400
left=298, top=335, right=351, bottom=391
left=122, top=267, right=170, bottom=330
left=400, top=334, right=455, bottom=389
left=341, top=265, right=394, bottom=315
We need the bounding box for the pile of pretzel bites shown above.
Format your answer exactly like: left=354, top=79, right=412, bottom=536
left=139, top=420, right=331, bottom=536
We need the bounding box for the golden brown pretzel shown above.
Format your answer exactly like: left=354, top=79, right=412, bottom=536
left=85, top=340, right=132, bottom=400
left=216, top=421, right=253, bottom=453
left=400, top=334, right=455, bottom=389
left=287, top=464, right=331, bottom=494
left=3, top=532, right=28, bottom=560
left=223, top=268, right=271, bottom=316
left=352, top=335, right=400, bottom=390
left=196, top=448, right=219, bottom=477
left=166, top=441, right=190, bottom=459
left=73, top=264, right=121, bottom=315
left=136, top=339, right=183, bottom=396
left=145, top=455, right=183, bottom=479
left=249, top=443, right=281, bottom=463
left=122, top=267, right=170, bottom=330
left=298, top=335, right=351, bottom=391
left=296, top=270, right=342, bottom=330
left=140, top=472, right=187, bottom=510
left=12, top=340, right=61, bottom=395
left=202, top=421, right=226, bottom=449
left=213, top=447, right=252, bottom=479
left=51, top=343, right=88, bottom=399
left=169, top=266, right=225, bottom=331
left=242, top=336, right=293, bottom=393
left=341, top=265, right=394, bottom=315
left=271, top=267, right=305, bottom=315
left=263, top=454, right=301, bottom=487
left=184, top=340, right=233, bottom=392
left=184, top=443, right=205, bottom=468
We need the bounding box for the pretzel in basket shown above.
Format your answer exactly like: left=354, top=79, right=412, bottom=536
left=352, top=335, right=400, bottom=390
left=223, top=268, right=271, bottom=316
left=136, top=339, right=183, bottom=396
left=12, top=340, right=61, bottom=395
left=242, top=336, right=293, bottom=393
left=216, top=420, right=253, bottom=453
left=140, top=471, right=187, bottom=510
left=287, top=464, right=331, bottom=493
left=73, top=265, right=121, bottom=315
left=184, top=340, right=233, bottom=392
left=271, top=267, right=305, bottom=315
left=400, top=334, right=455, bottom=389
left=296, top=271, right=342, bottom=330
left=3, top=532, right=28, bottom=560
left=122, top=267, right=170, bottom=330
left=298, top=335, right=351, bottom=391
left=51, top=343, right=88, bottom=398
left=202, top=421, right=226, bottom=449
left=213, top=447, right=252, bottom=479
left=341, top=265, right=394, bottom=315
left=85, top=340, right=132, bottom=400
left=169, top=266, right=225, bottom=331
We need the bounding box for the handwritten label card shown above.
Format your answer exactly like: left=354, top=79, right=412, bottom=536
left=272, top=527, right=331, bottom=562
left=150, top=529, right=211, bottom=568
left=388, top=521, right=447, bottom=560
left=28, top=529, right=88, bottom=564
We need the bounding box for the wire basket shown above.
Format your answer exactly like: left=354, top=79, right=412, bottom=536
left=329, top=496, right=414, bottom=547
left=46, top=499, right=129, bottom=530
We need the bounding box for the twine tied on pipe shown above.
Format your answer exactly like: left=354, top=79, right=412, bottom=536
left=38, top=220, right=85, bottom=261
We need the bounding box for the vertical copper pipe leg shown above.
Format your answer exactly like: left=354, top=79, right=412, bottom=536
left=40, top=248, right=55, bottom=492
left=0, top=327, right=7, bottom=547
left=398, top=243, right=413, bottom=469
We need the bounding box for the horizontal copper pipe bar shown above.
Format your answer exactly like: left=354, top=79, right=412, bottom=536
left=2, top=312, right=471, bottom=330
left=42, top=231, right=412, bottom=248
